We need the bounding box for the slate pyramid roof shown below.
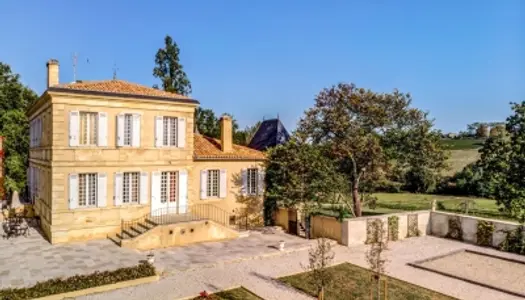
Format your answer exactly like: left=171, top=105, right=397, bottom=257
left=248, top=118, right=290, bottom=151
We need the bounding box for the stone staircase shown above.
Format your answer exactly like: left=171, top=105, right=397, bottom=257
left=108, top=204, right=233, bottom=246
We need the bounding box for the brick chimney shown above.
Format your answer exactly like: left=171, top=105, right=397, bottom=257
left=46, top=59, right=59, bottom=88
left=220, top=115, right=233, bottom=152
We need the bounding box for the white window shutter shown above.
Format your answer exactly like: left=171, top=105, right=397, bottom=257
left=69, top=111, right=80, bottom=147
left=151, top=171, right=161, bottom=209
left=241, top=168, right=247, bottom=196
left=155, top=116, right=163, bottom=147
left=219, top=169, right=227, bottom=198
left=132, top=114, right=141, bottom=147
left=116, top=114, right=124, bottom=147
left=178, top=170, right=188, bottom=213
left=200, top=170, right=208, bottom=199
left=177, top=117, right=186, bottom=148
left=97, top=112, right=108, bottom=147
left=258, top=169, right=265, bottom=196
left=114, top=172, right=123, bottom=206
left=69, top=173, right=79, bottom=210
left=97, top=173, right=107, bottom=207
left=140, top=172, right=148, bottom=205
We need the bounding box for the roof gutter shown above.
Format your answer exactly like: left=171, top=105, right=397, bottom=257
left=47, top=87, right=200, bottom=105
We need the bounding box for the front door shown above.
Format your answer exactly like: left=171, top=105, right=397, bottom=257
left=151, top=170, right=188, bottom=216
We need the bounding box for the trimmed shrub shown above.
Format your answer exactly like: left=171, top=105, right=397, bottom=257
left=0, top=262, right=156, bottom=300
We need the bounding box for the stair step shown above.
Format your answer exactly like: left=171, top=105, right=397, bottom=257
left=107, top=235, right=122, bottom=246
left=121, top=229, right=137, bottom=239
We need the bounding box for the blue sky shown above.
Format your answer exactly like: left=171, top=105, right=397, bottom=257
left=1, top=1, right=523, bottom=133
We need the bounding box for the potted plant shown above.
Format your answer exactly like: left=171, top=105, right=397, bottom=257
left=146, top=252, right=155, bottom=264
left=279, top=240, right=285, bottom=251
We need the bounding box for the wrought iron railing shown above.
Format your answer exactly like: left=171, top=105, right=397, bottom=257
left=119, top=204, right=232, bottom=240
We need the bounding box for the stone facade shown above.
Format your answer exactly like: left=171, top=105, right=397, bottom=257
left=27, top=61, right=265, bottom=244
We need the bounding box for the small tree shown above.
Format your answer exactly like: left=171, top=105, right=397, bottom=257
left=306, top=237, right=335, bottom=300
left=366, top=219, right=388, bottom=300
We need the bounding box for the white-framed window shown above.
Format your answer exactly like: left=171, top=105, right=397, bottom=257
left=161, top=171, right=178, bottom=203
left=78, top=173, right=97, bottom=207
left=162, top=117, right=178, bottom=147
left=122, top=172, right=140, bottom=204
left=79, top=112, right=98, bottom=146
left=123, top=114, right=133, bottom=146
left=247, top=168, right=258, bottom=195
left=207, top=169, right=220, bottom=197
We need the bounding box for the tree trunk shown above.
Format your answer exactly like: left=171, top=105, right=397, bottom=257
left=352, top=180, right=362, bottom=217
left=318, top=286, right=324, bottom=300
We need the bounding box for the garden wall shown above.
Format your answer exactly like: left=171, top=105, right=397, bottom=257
left=310, top=215, right=342, bottom=243
left=341, top=210, right=431, bottom=246
left=430, top=211, right=520, bottom=247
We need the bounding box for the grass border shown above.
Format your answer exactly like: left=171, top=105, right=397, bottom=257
left=177, top=285, right=265, bottom=300
left=408, top=249, right=525, bottom=298
left=278, top=262, right=458, bottom=300
left=35, top=275, right=159, bottom=300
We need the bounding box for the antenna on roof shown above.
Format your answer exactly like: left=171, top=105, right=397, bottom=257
left=277, top=113, right=280, bottom=120
left=72, top=52, right=78, bottom=82
left=112, top=62, right=119, bottom=80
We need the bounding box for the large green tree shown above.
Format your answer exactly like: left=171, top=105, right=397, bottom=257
left=298, top=83, right=445, bottom=216
left=264, top=138, right=347, bottom=223
left=0, top=62, right=37, bottom=194
left=153, top=35, right=192, bottom=95
left=478, top=102, right=525, bottom=222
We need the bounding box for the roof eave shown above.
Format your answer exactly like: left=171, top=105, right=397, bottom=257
left=47, top=87, right=200, bottom=104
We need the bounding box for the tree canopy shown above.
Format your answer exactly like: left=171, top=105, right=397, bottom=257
left=297, top=83, right=447, bottom=216
left=477, top=101, right=525, bottom=222
left=153, top=35, right=192, bottom=95
left=194, top=107, right=259, bottom=146
left=0, top=62, right=37, bottom=194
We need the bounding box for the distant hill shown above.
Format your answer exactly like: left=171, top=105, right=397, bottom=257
left=440, top=139, right=483, bottom=176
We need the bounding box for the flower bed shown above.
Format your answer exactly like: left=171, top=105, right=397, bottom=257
left=0, top=262, right=156, bottom=300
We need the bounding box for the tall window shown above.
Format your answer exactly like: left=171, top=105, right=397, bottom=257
left=79, top=112, right=98, bottom=145
left=78, top=173, right=97, bottom=207
left=161, top=171, right=178, bottom=203
left=247, top=168, right=258, bottom=195
left=122, top=172, right=140, bottom=204
left=207, top=169, right=220, bottom=197
left=123, top=114, right=133, bottom=146
left=162, top=117, right=178, bottom=146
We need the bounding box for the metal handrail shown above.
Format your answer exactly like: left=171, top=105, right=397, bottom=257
left=120, top=204, right=232, bottom=239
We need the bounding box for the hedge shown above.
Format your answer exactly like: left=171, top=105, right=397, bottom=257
left=0, top=262, right=155, bottom=300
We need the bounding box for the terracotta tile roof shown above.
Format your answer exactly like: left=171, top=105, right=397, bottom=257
left=49, top=80, right=198, bottom=103
left=194, top=135, right=266, bottom=160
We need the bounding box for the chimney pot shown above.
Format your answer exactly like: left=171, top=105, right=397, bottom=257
left=220, top=115, right=233, bottom=153
left=46, top=59, right=59, bottom=88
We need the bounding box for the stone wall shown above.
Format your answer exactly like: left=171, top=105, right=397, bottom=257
left=341, top=211, right=431, bottom=246
left=430, top=211, right=521, bottom=247
left=310, top=215, right=342, bottom=243
left=120, top=219, right=239, bottom=251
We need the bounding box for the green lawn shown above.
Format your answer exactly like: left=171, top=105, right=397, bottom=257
left=373, top=193, right=515, bottom=221
left=321, top=193, right=514, bottom=221
left=280, top=263, right=456, bottom=300
left=191, top=287, right=263, bottom=300
left=440, top=139, right=484, bottom=150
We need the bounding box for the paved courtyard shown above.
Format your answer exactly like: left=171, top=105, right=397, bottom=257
left=0, top=226, right=312, bottom=289
left=80, top=236, right=525, bottom=300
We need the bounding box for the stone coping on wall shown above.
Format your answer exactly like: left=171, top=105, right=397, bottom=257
left=343, top=210, right=431, bottom=222
left=430, top=210, right=521, bottom=226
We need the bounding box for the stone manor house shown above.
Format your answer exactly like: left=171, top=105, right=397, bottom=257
left=27, top=59, right=266, bottom=245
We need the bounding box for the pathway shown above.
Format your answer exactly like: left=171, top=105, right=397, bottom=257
left=80, top=236, right=525, bottom=300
